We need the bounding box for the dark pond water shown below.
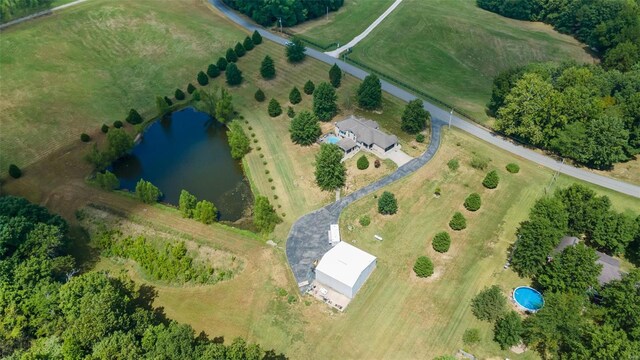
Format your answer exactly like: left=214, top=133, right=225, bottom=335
left=110, top=107, right=253, bottom=222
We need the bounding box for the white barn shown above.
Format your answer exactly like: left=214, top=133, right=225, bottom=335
left=315, top=242, right=377, bottom=299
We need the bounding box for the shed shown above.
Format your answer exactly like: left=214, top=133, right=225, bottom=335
left=315, top=242, right=377, bottom=298
left=328, top=224, right=341, bottom=244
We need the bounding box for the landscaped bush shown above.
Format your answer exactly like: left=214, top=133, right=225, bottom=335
left=447, top=159, right=459, bottom=171
left=243, top=36, right=254, bottom=51
left=225, top=63, right=243, bottom=86
left=187, top=83, right=196, bottom=94
left=303, top=80, right=315, bottom=95
left=378, top=191, right=398, bottom=215
left=374, top=159, right=381, bottom=168
left=416, top=134, right=425, bottom=143
left=207, top=63, right=220, bottom=78
left=234, top=42, right=246, bottom=57
left=506, top=163, right=520, bottom=173
left=135, top=179, right=162, bottom=204
left=197, top=71, right=209, bottom=86
left=113, top=120, right=123, bottom=128
left=413, top=256, right=434, bottom=277
left=251, top=30, right=262, bottom=45
left=216, top=57, right=228, bottom=71
left=254, top=89, right=265, bottom=102
left=357, top=155, right=369, bottom=170
left=126, top=108, right=143, bottom=125
left=471, top=285, right=507, bottom=322
left=260, top=55, right=275, bottom=79
left=101, top=124, right=109, bottom=133
left=432, top=231, right=451, bottom=253
left=470, top=153, right=490, bottom=170
left=289, top=86, right=302, bottom=104
left=449, top=212, right=467, bottom=230
left=464, top=193, right=481, bottom=211
left=483, top=170, right=500, bottom=189
left=80, top=133, right=91, bottom=142
left=8, top=164, right=22, bottom=179
left=268, top=98, right=282, bottom=117
left=359, top=215, right=371, bottom=227
left=287, top=106, right=295, bottom=118
left=94, top=170, right=119, bottom=190
left=225, top=48, right=238, bottom=63
left=463, top=328, right=481, bottom=345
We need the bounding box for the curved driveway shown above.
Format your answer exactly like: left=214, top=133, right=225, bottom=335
left=210, top=0, right=640, bottom=289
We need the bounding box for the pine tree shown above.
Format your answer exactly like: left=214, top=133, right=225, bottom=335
left=357, top=74, right=382, bottom=109
left=329, top=63, right=342, bottom=88
left=303, top=80, right=315, bottom=95
left=207, top=64, right=220, bottom=78
left=243, top=36, right=254, bottom=51
left=226, top=48, right=238, bottom=63
left=286, top=37, right=306, bottom=63
left=197, top=71, right=209, bottom=86
left=225, top=63, right=243, bottom=86
left=289, top=87, right=302, bottom=104
left=187, top=83, right=196, bottom=94
left=268, top=98, right=282, bottom=117
left=314, top=144, right=346, bottom=191
left=313, top=82, right=338, bottom=121
left=254, top=89, right=266, bottom=102
left=289, top=110, right=321, bottom=145
left=216, top=57, right=228, bottom=71
left=126, top=109, right=143, bottom=125
left=251, top=30, right=263, bottom=45
left=401, top=99, right=430, bottom=134
left=234, top=42, right=246, bottom=57
left=260, top=55, right=275, bottom=79
left=175, top=88, right=186, bottom=100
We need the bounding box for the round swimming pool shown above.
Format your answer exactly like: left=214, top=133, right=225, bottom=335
left=513, top=286, right=544, bottom=312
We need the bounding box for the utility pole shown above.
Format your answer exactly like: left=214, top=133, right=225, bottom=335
left=326, top=6, right=329, bottom=21
left=448, top=108, right=454, bottom=129
left=278, top=17, right=282, bottom=33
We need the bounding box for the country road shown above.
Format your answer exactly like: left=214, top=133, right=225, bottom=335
left=210, top=0, right=640, bottom=199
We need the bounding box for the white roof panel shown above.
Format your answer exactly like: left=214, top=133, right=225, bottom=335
left=316, top=242, right=376, bottom=287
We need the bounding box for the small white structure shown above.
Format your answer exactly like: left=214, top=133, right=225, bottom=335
left=328, top=224, right=341, bottom=244
left=315, top=242, right=377, bottom=299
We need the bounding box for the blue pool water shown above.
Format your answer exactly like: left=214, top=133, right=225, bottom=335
left=513, top=286, right=544, bottom=312
left=326, top=135, right=340, bottom=144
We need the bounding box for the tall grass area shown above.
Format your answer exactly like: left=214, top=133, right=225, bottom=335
left=342, top=0, right=595, bottom=123
left=0, top=0, right=245, bottom=171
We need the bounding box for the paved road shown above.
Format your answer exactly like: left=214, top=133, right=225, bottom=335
left=0, top=0, right=88, bottom=30
left=325, top=0, right=404, bottom=58
left=210, top=0, right=640, bottom=289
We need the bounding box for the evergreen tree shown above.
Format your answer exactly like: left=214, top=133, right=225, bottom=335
left=471, top=285, right=507, bottom=322
left=356, top=155, right=369, bottom=170
left=483, top=170, right=500, bottom=189
left=289, top=110, right=321, bottom=145
left=260, top=55, right=275, bottom=79
left=449, top=212, right=467, bottom=230
left=494, top=311, right=523, bottom=350
left=287, top=106, right=295, bottom=118
left=225, top=48, right=238, bottom=63
left=378, top=191, right=398, bottom=215
left=179, top=190, right=197, bottom=218
left=197, top=71, right=209, bottom=86
left=164, top=96, right=173, bottom=106
left=156, top=96, right=169, bottom=116
left=216, top=57, right=228, bottom=71
left=193, top=200, right=217, bottom=224
left=313, top=82, right=338, bottom=121
left=401, top=99, right=430, bottom=134
left=215, top=88, right=235, bottom=123
left=251, top=30, right=262, bottom=45
left=101, top=124, right=109, bottom=133
left=206, top=64, right=220, bottom=78
left=135, top=179, right=162, bottom=204
left=357, top=74, right=382, bottom=110
left=243, top=36, right=254, bottom=51
left=464, top=193, right=482, bottom=211
left=175, top=88, right=185, bottom=100
left=314, top=144, right=346, bottom=191
left=413, top=256, right=434, bottom=277
left=289, top=86, right=301, bottom=104
left=225, top=63, right=243, bottom=86
left=126, top=109, right=143, bottom=125
left=432, top=231, right=451, bottom=253
left=187, top=83, right=196, bottom=94
left=8, top=164, right=21, bottom=179
left=227, top=121, right=250, bottom=159
left=303, top=80, right=315, bottom=95
left=234, top=42, right=246, bottom=57
left=329, top=63, right=342, bottom=88
left=254, top=89, right=265, bottom=102
left=253, top=196, right=280, bottom=233
left=268, top=98, right=282, bottom=117
left=285, top=37, right=306, bottom=63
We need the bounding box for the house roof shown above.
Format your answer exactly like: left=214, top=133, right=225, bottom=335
left=336, top=116, right=397, bottom=149
left=337, top=138, right=357, bottom=151
left=555, top=236, right=579, bottom=253
left=554, top=236, right=622, bottom=285
left=315, top=242, right=376, bottom=288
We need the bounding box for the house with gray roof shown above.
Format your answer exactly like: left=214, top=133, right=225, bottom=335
left=554, top=236, right=623, bottom=285
left=334, top=116, right=398, bottom=154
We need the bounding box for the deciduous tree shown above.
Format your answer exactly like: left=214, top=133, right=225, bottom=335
left=401, top=99, right=430, bottom=134
left=289, top=110, right=321, bottom=146
left=357, top=74, right=382, bottom=110
left=313, top=82, right=337, bottom=121
left=314, top=144, right=346, bottom=191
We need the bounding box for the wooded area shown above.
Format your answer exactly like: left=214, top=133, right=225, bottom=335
left=0, top=0, right=52, bottom=23
left=223, top=0, right=344, bottom=27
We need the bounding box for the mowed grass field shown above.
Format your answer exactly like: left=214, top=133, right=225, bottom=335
left=338, top=0, right=596, bottom=123
left=0, top=0, right=247, bottom=171
left=290, top=0, right=395, bottom=49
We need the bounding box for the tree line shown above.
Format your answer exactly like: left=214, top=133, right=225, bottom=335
left=477, top=0, right=640, bottom=70
left=223, top=0, right=344, bottom=27
left=0, top=195, right=282, bottom=359
left=0, top=0, right=52, bottom=23
left=490, top=62, right=639, bottom=169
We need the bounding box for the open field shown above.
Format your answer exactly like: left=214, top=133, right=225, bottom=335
left=343, top=0, right=596, bottom=123
left=290, top=0, right=395, bottom=49
left=0, top=0, right=247, bottom=171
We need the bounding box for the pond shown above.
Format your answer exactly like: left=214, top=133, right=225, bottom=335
left=110, top=107, right=253, bottom=222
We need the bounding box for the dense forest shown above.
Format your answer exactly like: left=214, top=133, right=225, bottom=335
left=0, top=0, right=53, bottom=22
left=0, top=196, right=281, bottom=359
left=223, top=0, right=344, bottom=27
left=508, top=184, right=640, bottom=358
left=489, top=62, right=640, bottom=169
left=477, top=0, right=640, bottom=69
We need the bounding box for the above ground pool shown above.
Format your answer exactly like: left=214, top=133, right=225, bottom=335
left=513, top=286, right=544, bottom=312
left=326, top=135, right=340, bottom=144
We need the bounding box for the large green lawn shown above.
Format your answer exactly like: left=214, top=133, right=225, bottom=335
left=0, top=0, right=246, bottom=171
left=340, top=0, right=596, bottom=122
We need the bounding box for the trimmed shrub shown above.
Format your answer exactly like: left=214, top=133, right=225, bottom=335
left=378, top=191, right=398, bottom=215
left=447, top=159, right=459, bottom=170
left=416, top=133, right=425, bottom=143
left=432, top=231, right=451, bottom=253
left=470, top=154, right=490, bottom=170
left=260, top=55, right=275, bottom=79
left=175, top=88, right=185, bottom=100
left=374, top=159, right=381, bottom=168
left=449, top=212, right=467, bottom=230
left=471, top=285, right=507, bottom=322
left=357, top=155, right=369, bottom=170
left=234, top=42, right=246, bottom=57
left=463, top=328, right=481, bottom=345
left=251, top=30, right=262, bottom=45
left=289, top=86, right=302, bottom=104
left=254, top=89, right=265, bottom=102
left=303, top=80, right=315, bottom=95
left=225, top=48, right=238, bottom=63
left=287, top=106, right=295, bottom=118
left=197, top=71, right=209, bottom=86
left=359, top=215, right=371, bottom=227
left=101, top=124, right=109, bottom=133
left=80, top=133, right=91, bottom=142
left=216, top=57, right=228, bottom=71
left=225, top=63, right=243, bottom=86
left=464, top=193, right=481, bottom=211
left=187, top=83, right=196, bottom=94
left=207, top=64, right=220, bottom=78
left=8, top=164, right=22, bottom=179
left=483, top=170, right=500, bottom=189
left=243, top=36, right=254, bottom=51
left=413, top=256, right=434, bottom=277
left=268, top=98, right=282, bottom=117
left=506, top=163, right=520, bottom=173
left=113, top=120, right=123, bottom=128
left=126, top=109, right=143, bottom=125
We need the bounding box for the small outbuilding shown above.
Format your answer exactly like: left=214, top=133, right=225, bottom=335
left=315, top=242, right=376, bottom=299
